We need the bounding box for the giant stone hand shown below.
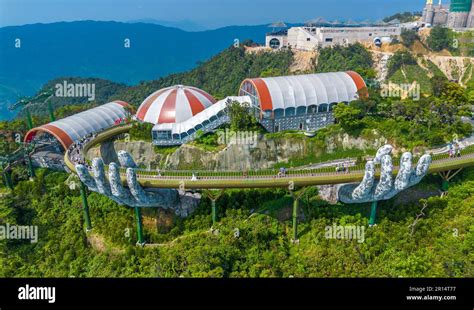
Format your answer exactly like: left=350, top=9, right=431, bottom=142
left=76, top=150, right=180, bottom=208
left=338, top=145, right=432, bottom=204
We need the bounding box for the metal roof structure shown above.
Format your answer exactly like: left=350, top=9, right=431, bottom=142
left=24, top=101, right=130, bottom=150
left=238, top=71, right=367, bottom=112
left=136, top=85, right=216, bottom=125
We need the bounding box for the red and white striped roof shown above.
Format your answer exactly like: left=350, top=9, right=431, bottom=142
left=136, top=85, right=216, bottom=124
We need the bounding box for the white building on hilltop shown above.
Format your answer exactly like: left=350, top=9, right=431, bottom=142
left=266, top=25, right=401, bottom=50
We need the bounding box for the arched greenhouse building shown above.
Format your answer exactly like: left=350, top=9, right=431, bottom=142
left=238, top=71, right=367, bottom=132
left=24, top=101, right=131, bottom=150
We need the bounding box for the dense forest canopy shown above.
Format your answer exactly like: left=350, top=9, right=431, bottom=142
left=112, top=44, right=294, bottom=104
left=0, top=167, right=472, bottom=277
left=314, top=43, right=376, bottom=80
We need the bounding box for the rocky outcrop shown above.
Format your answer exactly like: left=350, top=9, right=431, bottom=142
left=412, top=55, right=474, bottom=85
left=88, top=140, right=163, bottom=168
left=372, top=51, right=392, bottom=82
left=326, top=131, right=387, bottom=153
left=426, top=55, right=474, bottom=83
left=175, top=192, right=202, bottom=217
left=88, top=132, right=387, bottom=171
left=166, top=137, right=309, bottom=170
left=317, top=185, right=341, bottom=204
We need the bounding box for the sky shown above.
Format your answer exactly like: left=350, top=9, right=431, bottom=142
left=0, top=0, right=427, bottom=29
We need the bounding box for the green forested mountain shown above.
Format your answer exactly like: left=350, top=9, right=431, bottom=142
left=11, top=42, right=473, bottom=150
left=111, top=45, right=294, bottom=105
left=0, top=21, right=270, bottom=119
left=25, top=44, right=293, bottom=115
left=315, top=43, right=376, bottom=79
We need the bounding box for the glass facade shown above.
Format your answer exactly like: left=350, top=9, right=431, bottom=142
left=154, top=130, right=172, bottom=140
left=238, top=81, right=260, bottom=108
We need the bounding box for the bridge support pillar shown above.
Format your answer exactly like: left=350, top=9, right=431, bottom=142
left=289, top=187, right=311, bottom=244
left=134, top=206, right=145, bottom=246
left=292, top=197, right=299, bottom=243
left=439, top=169, right=462, bottom=192
left=204, top=190, right=225, bottom=229
left=26, top=155, right=35, bottom=180
left=211, top=200, right=217, bottom=227
left=369, top=201, right=378, bottom=227
left=80, top=182, right=92, bottom=232
left=2, top=169, right=13, bottom=190
left=441, top=180, right=449, bottom=192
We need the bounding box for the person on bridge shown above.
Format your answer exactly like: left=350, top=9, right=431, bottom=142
left=455, top=143, right=462, bottom=157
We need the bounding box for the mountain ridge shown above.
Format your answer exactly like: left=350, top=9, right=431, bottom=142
left=0, top=20, right=268, bottom=119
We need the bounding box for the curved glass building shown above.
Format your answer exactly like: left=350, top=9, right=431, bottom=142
left=239, top=71, right=367, bottom=132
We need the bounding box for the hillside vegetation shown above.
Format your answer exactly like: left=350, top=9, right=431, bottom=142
left=112, top=44, right=294, bottom=104
left=315, top=43, right=376, bottom=79
left=0, top=166, right=472, bottom=277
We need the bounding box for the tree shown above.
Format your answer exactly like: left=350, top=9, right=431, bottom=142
left=260, top=68, right=283, bottom=77
left=129, top=122, right=153, bottom=142
left=465, top=80, right=474, bottom=103
left=387, top=51, right=417, bottom=77
left=427, top=26, right=454, bottom=52
left=440, top=82, right=468, bottom=106
left=401, top=29, right=419, bottom=47
left=430, top=76, right=448, bottom=97
left=333, top=103, right=364, bottom=133
left=227, top=101, right=259, bottom=132
left=315, top=43, right=374, bottom=80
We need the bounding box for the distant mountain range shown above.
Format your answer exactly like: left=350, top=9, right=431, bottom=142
left=127, top=19, right=208, bottom=31
left=0, top=20, right=269, bottom=120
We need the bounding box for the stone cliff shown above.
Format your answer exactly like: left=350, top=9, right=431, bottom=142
left=87, top=132, right=386, bottom=171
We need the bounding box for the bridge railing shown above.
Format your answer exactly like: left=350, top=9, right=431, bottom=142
left=73, top=123, right=474, bottom=182
left=128, top=162, right=368, bottom=180
left=128, top=146, right=474, bottom=181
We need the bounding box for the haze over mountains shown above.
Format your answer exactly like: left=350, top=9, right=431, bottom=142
left=0, top=20, right=268, bottom=119
left=126, top=19, right=209, bottom=31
